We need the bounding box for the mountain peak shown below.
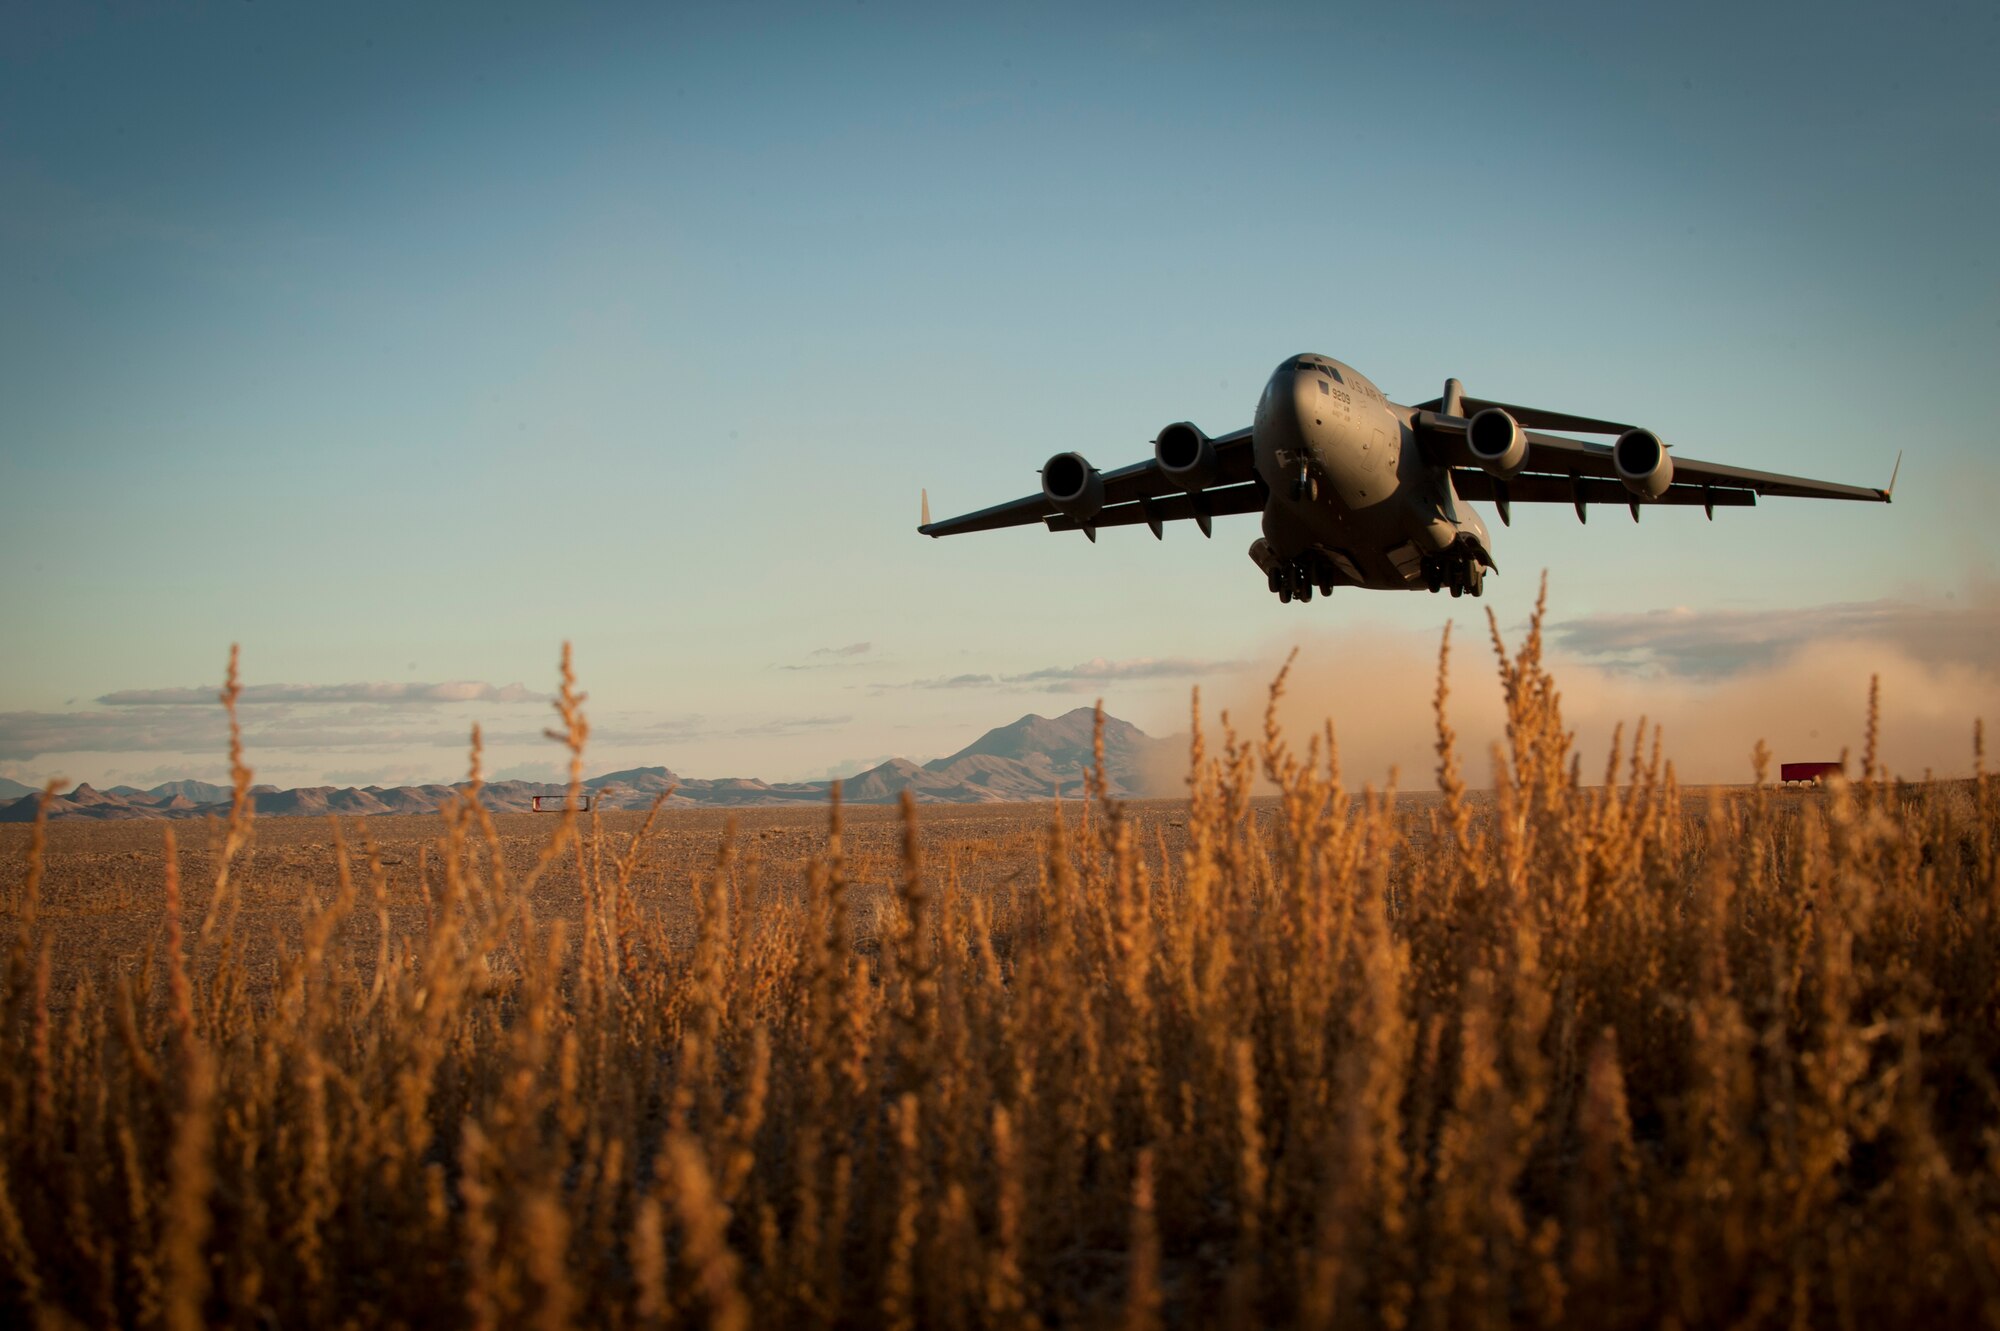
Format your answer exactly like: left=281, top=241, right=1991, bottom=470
left=10, top=707, right=1181, bottom=820
left=585, top=765, right=681, bottom=792
left=924, top=708, right=1167, bottom=795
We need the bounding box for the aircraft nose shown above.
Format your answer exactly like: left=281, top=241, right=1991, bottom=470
left=1282, top=367, right=1325, bottom=427
left=1265, top=365, right=1305, bottom=401
left=1257, top=368, right=1308, bottom=447
left=1271, top=360, right=1319, bottom=400
left=1293, top=368, right=1321, bottom=416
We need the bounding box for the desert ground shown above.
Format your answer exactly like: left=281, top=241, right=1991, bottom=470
left=4, top=800, right=1170, bottom=1000
left=0, top=786, right=1836, bottom=1001
left=2, top=622, right=1995, bottom=1330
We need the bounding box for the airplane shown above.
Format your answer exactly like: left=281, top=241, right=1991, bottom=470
left=917, top=353, right=1896, bottom=602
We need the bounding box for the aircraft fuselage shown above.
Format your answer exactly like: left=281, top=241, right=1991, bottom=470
left=1250, top=354, right=1491, bottom=596
left=915, top=346, right=1890, bottom=597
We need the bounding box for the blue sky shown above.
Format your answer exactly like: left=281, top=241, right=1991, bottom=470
left=3, top=1, right=1995, bottom=790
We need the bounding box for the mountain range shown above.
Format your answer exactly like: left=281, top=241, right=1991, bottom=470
left=0, top=708, right=1178, bottom=822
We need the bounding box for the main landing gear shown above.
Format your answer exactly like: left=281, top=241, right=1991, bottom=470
left=1267, top=557, right=1335, bottom=605
left=1421, top=549, right=1486, bottom=598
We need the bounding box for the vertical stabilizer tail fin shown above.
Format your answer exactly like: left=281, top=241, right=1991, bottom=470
left=1441, top=378, right=1465, bottom=417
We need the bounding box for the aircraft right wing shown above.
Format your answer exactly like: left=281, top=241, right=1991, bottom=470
left=920, top=425, right=1261, bottom=540
left=1413, top=410, right=1896, bottom=516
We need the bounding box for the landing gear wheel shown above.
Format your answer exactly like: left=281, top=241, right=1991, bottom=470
left=1451, top=581, right=1464, bottom=598
left=1297, top=579, right=1312, bottom=603
left=1267, top=568, right=1282, bottom=594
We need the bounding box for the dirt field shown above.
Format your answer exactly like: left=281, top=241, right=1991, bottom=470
left=0, top=785, right=1798, bottom=999
left=2, top=800, right=1169, bottom=998
left=3, top=616, right=1995, bottom=1329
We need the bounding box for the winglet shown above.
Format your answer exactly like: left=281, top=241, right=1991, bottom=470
left=920, top=488, right=931, bottom=530
left=1883, top=451, right=1901, bottom=502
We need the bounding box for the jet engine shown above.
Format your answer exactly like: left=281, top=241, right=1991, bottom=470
left=1613, top=428, right=1673, bottom=500
left=1154, top=421, right=1218, bottom=490
left=1464, top=407, right=1527, bottom=478
left=1042, top=451, right=1105, bottom=522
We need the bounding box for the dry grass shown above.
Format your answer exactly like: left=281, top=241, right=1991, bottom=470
left=3, top=593, right=1997, bottom=1329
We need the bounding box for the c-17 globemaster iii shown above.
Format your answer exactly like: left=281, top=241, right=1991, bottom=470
left=918, top=353, right=1897, bottom=601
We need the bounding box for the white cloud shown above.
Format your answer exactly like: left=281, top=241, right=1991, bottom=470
left=593, top=712, right=853, bottom=745
left=781, top=643, right=877, bottom=671
left=0, top=705, right=517, bottom=761
left=884, top=673, right=998, bottom=691
left=879, top=656, right=1239, bottom=694
left=1007, top=656, right=1241, bottom=687
left=98, top=681, right=547, bottom=706
left=1550, top=590, right=2000, bottom=680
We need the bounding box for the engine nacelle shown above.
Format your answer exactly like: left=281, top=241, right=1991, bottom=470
left=1613, top=428, right=1673, bottom=500
left=1154, top=421, right=1218, bottom=490
left=1042, top=451, right=1105, bottom=522
left=1464, top=407, right=1527, bottom=478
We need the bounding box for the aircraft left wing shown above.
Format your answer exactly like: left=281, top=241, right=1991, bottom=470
left=920, top=425, right=1259, bottom=539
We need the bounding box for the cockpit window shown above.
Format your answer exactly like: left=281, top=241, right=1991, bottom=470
left=1282, top=356, right=1345, bottom=383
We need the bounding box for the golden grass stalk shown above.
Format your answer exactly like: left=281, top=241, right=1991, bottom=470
left=1, top=589, right=1996, bottom=1328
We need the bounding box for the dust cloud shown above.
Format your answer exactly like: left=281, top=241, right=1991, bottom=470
left=1152, top=604, right=1999, bottom=792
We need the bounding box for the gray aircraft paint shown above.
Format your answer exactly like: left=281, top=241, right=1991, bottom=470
left=1250, top=355, right=1494, bottom=594
left=919, top=354, right=1894, bottom=603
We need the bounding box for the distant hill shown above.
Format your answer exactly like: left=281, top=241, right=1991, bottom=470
left=100, top=780, right=234, bottom=806
left=587, top=766, right=680, bottom=792
left=0, top=783, right=158, bottom=822
left=148, top=779, right=235, bottom=805
left=927, top=707, right=1174, bottom=796
left=0, top=776, right=41, bottom=800
left=0, top=709, right=1176, bottom=821
left=248, top=787, right=396, bottom=817
left=837, top=758, right=973, bottom=803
